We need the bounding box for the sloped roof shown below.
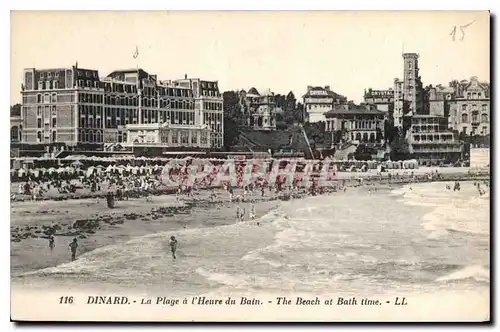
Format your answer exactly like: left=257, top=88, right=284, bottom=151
left=247, top=87, right=260, bottom=96
left=325, top=104, right=385, bottom=117
left=107, top=68, right=151, bottom=80
left=303, top=86, right=346, bottom=99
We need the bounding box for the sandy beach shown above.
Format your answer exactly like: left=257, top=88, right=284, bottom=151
left=11, top=165, right=489, bottom=275
left=11, top=188, right=280, bottom=275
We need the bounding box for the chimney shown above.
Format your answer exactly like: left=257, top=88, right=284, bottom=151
left=325, top=85, right=330, bottom=90
left=184, top=74, right=187, bottom=79
left=307, top=85, right=312, bottom=91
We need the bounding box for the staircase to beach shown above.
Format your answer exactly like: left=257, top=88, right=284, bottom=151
left=333, top=143, right=357, bottom=160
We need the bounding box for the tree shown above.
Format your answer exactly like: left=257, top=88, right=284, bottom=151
left=223, top=113, right=240, bottom=151
left=389, top=136, right=411, bottom=160
left=222, top=90, right=244, bottom=150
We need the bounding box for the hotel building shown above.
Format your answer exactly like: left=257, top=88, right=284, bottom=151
left=408, top=115, right=463, bottom=163
left=324, top=104, right=385, bottom=144
left=363, top=88, right=394, bottom=117
left=174, top=77, right=224, bottom=148
left=19, top=64, right=221, bottom=152
left=447, top=77, right=490, bottom=136
left=303, top=86, right=347, bottom=123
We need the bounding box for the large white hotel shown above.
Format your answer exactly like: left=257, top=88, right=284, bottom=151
left=16, top=64, right=224, bottom=152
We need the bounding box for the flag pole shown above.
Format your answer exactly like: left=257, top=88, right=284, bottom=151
left=133, top=45, right=139, bottom=74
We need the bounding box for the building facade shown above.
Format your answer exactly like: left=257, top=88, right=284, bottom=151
left=408, top=115, right=462, bottom=163
left=324, top=104, right=385, bottom=144
left=303, top=86, right=346, bottom=123
left=174, top=77, right=224, bottom=148
left=447, top=77, right=490, bottom=136
left=363, top=88, right=394, bottom=117
left=125, top=123, right=211, bottom=149
left=238, top=87, right=277, bottom=131
left=393, top=78, right=405, bottom=127
left=10, top=104, right=22, bottom=143
left=402, top=53, right=425, bottom=116
left=19, top=65, right=221, bottom=151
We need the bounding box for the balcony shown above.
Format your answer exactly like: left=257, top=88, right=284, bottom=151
left=412, top=146, right=462, bottom=153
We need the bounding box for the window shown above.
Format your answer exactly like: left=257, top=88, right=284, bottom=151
left=482, top=104, right=488, bottom=112
left=52, top=131, right=57, bottom=142
left=172, top=131, right=178, bottom=144
left=200, top=132, right=208, bottom=145
left=481, top=113, right=488, bottom=123
left=11, top=126, right=19, bottom=141
left=472, top=113, right=478, bottom=123
left=52, top=117, right=57, bottom=127
left=180, top=131, right=189, bottom=144
left=191, top=133, right=197, bottom=144
left=482, top=126, right=488, bottom=135
left=461, top=113, right=468, bottom=123
left=37, top=106, right=41, bottom=116
left=462, top=104, right=467, bottom=111
left=37, top=94, right=42, bottom=103
left=37, top=131, right=42, bottom=143
left=37, top=118, right=42, bottom=128
left=51, top=94, right=57, bottom=103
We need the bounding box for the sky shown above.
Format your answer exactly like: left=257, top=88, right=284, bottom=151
left=10, top=11, right=490, bottom=105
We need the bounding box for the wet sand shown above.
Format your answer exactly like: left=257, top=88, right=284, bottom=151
left=11, top=189, right=280, bottom=275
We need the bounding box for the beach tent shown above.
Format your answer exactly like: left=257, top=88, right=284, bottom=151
left=86, top=167, right=95, bottom=177
left=71, top=160, right=84, bottom=167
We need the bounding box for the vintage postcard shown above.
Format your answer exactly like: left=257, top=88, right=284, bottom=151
left=10, top=10, right=490, bottom=322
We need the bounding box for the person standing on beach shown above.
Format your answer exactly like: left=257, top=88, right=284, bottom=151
left=250, top=204, right=256, bottom=220
left=169, top=236, right=178, bottom=260
left=236, top=206, right=241, bottom=222
left=48, top=236, right=55, bottom=251
left=69, top=238, right=78, bottom=261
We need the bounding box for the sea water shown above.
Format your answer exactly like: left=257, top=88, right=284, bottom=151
left=14, top=182, right=490, bottom=299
